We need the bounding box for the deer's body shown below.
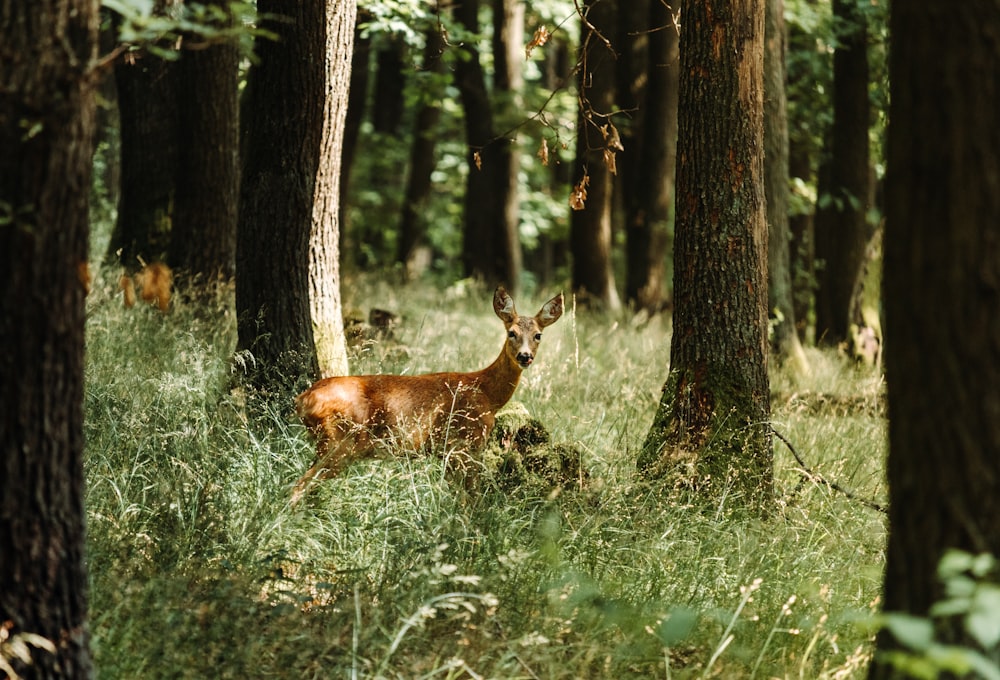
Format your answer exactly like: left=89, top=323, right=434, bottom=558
left=291, top=287, right=563, bottom=502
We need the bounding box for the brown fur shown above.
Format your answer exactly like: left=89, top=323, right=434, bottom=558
left=291, top=287, right=564, bottom=503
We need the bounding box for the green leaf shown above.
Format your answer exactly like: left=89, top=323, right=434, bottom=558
left=968, top=585, right=1000, bottom=649
left=656, top=607, right=698, bottom=647
left=882, top=613, right=935, bottom=651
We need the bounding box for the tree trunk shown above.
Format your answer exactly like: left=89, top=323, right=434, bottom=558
left=492, top=0, right=525, bottom=291
left=813, top=0, right=870, bottom=346
left=236, top=0, right=328, bottom=397
left=0, top=0, right=98, bottom=676
left=398, top=18, right=446, bottom=277
left=639, top=0, right=771, bottom=511
left=764, top=0, right=808, bottom=372
left=570, top=0, right=622, bottom=310
left=170, top=8, right=240, bottom=287
left=624, top=0, right=679, bottom=313
left=310, top=0, right=354, bottom=379
left=108, top=42, right=179, bottom=269
left=869, top=3, right=1000, bottom=676
left=339, top=10, right=372, bottom=243
left=371, top=37, right=406, bottom=135
left=453, top=0, right=517, bottom=287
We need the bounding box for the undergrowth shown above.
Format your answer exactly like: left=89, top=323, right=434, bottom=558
left=83, top=272, right=887, bottom=678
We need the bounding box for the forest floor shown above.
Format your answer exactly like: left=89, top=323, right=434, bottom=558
left=83, top=273, right=887, bottom=679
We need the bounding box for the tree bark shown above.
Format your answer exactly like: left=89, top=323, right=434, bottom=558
left=623, top=0, right=679, bottom=313
left=310, top=0, right=354, bottom=379
left=108, top=39, right=179, bottom=269
left=813, top=0, right=870, bottom=346
left=236, top=0, right=328, bottom=397
left=639, top=0, right=772, bottom=511
left=764, top=0, right=808, bottom=372
left=870, top=3, right=1000, bottom=676
left=570, top=0, right=622, bottom=310
left=170, top=7, right=240, bottom=287
left=398, top=18, right=446, bottom=277
left=0, top=0, right=98, bottom=676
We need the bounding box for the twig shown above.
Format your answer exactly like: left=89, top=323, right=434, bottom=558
left=772, top=428, right=887, bottom=514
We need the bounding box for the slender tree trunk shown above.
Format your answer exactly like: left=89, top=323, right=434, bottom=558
left=0, top=0, right=98, bottom=676
left=492, top=0, right=525, bottom=291
left=870, top=3, right=1000, bottom=676
left=764, top=0, right=808, bottom=372
left=398, top=17, right=446, bottom=277
left=813, top=0, right=870, bottom=346
left=624, top=0, right=679, bottom=313
left=310, top=0, right=354, bottom=379
left=371, top=37, right=405, bottom=135
left=339, top=10, right=371, bottom=242
left=570, top=0, right=621, bottom=310
left=170, top=7, right=240, bottom=287
left=639, top=0, right=771, bottom=511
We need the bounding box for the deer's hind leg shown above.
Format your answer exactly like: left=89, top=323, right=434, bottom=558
left=291, top=418, right=372, bottom=504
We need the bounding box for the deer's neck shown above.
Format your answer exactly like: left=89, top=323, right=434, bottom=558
left=474, top=346, right=523, bottom=411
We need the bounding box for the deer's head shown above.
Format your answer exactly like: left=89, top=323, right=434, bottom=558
left=494, top=287, right=564, bottom=369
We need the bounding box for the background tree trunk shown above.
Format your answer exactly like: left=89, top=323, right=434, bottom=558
left=398, top=18, right=446, bottom=277
left=0, top=0, right=98, bottom=675
left=309, top=0, right=354, bottom=379
left=170, top=8, right=240, bottom=287
left=813, top=0, right=870, bottom=346
left=870, top=3, right=1000, bottom=675
left=764, top=0, right=808, bottom=372
left=337, top=9, right=371, bottom=243
left=639, top=0, right=771, bottom=510
left=236, top=0, right=328, bottom=397
left=108, top=45, right=178, bottom=269
left=570, top=0, right=622, bottom=310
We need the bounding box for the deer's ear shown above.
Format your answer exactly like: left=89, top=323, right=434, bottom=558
left=494, top=286, right=516, bottom=323
left=537, top=293, right=564, bottom=327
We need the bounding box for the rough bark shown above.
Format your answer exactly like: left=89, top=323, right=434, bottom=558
left=570, top=0, right=622, bottom=310
left=236, top=0, right=326, bottom=397
left=0, top=0, right=98, bottom=676
left=170, top=9, right=240, bottom=286
left=764, top=0, right=808, bottom=372
left=869, top=3, right=1000, bottom=676
left=813, top=0, right=870, bottom=346
left=639, top=0, right=772, bottom=510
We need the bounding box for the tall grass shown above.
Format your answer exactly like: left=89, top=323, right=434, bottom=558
left=83, top=272, right=886, bottom=678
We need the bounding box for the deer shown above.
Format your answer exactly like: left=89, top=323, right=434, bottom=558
left=291, top=286, right=564, bottom=503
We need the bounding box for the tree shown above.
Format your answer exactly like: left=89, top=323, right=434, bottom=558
left=638, top=0, right=772, bottom=510
left=764, top=0, right=808, bottom=372
left=621, top=0, right=680, bottom=313
left=236, top=0, right=352, bottom=397
left=813, top=0, right=870, bottom=346
left=169, top=1, right=240, bottom=287
left=869, top=2, right=1000, bottom=676
left=0, top=0, right=98, bottom=676
left=570, top=0, right=622, bottom=310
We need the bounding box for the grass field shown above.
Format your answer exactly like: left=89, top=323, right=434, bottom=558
left=83, top=272, right=887, bottom=678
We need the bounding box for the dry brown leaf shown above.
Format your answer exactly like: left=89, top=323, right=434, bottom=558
left=537, top=138, right=550, bottom=166
left=473, top=150, right=482, bottom=170
left=569, top=174, right=589, bottom=211
left=525, top=26, right=550, bottom=59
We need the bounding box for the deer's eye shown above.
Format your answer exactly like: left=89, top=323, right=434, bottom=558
left=508, top=330, right=517, bottom=340
left=534, top=333, right=542, bottom=341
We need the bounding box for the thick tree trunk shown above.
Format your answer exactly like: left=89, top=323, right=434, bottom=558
left=764, top=0, right=808, bottom=372
left=0, top=0, right=98, bottom=676
left=398, top=19, right=446, bottom=277
left=639, top=0, right=771, bottom=510
left=570, top=0, right=621, bottom=310
left=170, top=12, right=240, bottom=286
left=236, top=1, right=327, bottom=397
left=813, top=0, right=870, bottom=346
left=870, top=3, right=1000, bottom=676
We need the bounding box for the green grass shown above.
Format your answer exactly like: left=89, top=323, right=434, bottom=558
left=83, top=272, right=887, bottom=678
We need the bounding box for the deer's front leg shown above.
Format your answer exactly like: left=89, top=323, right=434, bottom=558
left=291, top=419, right=371, bottom=504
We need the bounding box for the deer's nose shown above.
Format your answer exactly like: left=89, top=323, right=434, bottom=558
left=516, top=352, right=534, bottom=367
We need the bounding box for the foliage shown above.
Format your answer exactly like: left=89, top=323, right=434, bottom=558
left=877, top=551, right=1000, bottom=680
left=83, top=270, right=888, bottom=678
